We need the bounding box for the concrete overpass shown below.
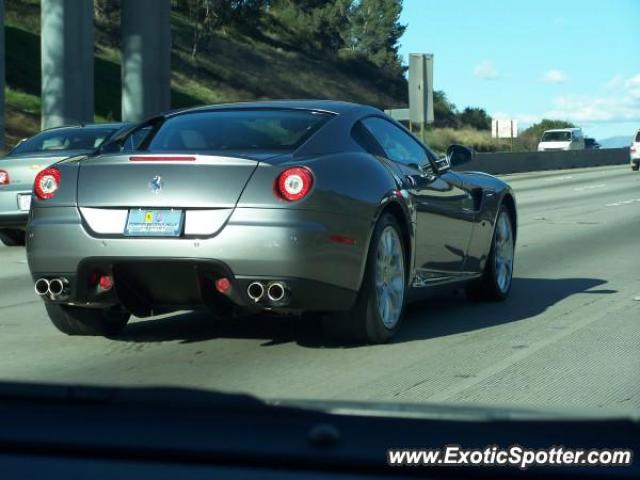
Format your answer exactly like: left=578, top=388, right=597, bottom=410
left=0, top=0, right=172, bottom=147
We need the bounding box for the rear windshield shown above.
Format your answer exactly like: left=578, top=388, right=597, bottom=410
left=542, top=131, right=572, bottom=142
left=636, top=131, right=640, bottom=142
left=145, top=109, right=333, bottom=152
left=8, top=127, right=117, bottom=156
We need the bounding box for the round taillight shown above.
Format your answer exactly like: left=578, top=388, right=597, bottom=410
left=276, top=167, right=313, bottom=201
left=34, top=167, right=61, bottom=200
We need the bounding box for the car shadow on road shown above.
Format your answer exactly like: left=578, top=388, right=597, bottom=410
left=396, top=277, right=615, bottom=344
left=114, top=277, right=615, bottom=348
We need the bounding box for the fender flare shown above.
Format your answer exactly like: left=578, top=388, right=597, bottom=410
left=355, top=191, right=416, bottom=291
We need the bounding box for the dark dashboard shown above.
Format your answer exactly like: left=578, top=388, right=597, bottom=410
left=0, top=382, right=637, bottom=479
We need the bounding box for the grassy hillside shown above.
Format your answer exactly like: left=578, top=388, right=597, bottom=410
left=3, top=0, right=407, bottom=149
left=4, top=1, right=517, bottom=153
left=424, top=127, right=513, bottom=154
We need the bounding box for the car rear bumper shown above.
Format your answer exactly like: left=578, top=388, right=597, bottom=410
left=0, top=189, right=30, bottom=228
left=27, top=206, right=371, bottom=313
left=0, top=213, right=29, bottom=229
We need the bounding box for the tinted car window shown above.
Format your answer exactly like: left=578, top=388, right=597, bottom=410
left=361, top=117, right=427, bottom=167
left=542, top=131, right=571, bottom=142
left=146, top=110, right=333, bottom=152
left=636, top=131, right=640, bottom=142
left=121, top=126, right=153, bottom=152
left=351, top=121, right=386, bottom=156
left=8, top=127, right=116, bottom=156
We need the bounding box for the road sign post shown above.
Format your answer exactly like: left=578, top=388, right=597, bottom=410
left=492, top=118, right=518, bottom=151
left=409, top=53, right=434, bottom=143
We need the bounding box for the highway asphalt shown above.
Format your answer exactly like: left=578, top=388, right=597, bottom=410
left=0, top=164, right=638, bottom=412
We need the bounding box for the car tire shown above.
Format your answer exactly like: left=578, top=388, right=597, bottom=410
left=45, top=304, right=130, bottom=337
left=0, top=229, right=26, bottom=247
left=632, top=163, right=639, bottom=171
left=466, top=205, right=515, bottom=302
left=323, top=213, right=407, bottom=344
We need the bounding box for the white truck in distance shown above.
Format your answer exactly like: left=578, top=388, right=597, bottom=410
left=538, top=128, right=585, bottom=152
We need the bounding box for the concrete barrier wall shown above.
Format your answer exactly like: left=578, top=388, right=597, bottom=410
left=464, top=148, right=630, bottom=175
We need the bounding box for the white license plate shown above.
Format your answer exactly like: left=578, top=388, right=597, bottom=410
left=125, top=209, right=184, bottom=237
left=18, top=194, right=32, bottom=211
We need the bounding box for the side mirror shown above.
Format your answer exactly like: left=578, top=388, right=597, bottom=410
left=446, top=144, right=474, bottom=168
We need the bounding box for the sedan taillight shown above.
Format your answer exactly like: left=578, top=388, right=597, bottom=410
left=0, top=170, right=8, bottom=185
left=34, top=167, right=61, bottom=200
left=275, top=167, right=314, bottom=201
left=631, top=146, right=636, bottom=153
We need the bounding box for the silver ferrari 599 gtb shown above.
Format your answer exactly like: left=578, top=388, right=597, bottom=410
left=27, top=101, right=516, bottom=344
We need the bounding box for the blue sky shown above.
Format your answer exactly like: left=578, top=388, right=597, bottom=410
left=399, top=0, right=640, bottom=140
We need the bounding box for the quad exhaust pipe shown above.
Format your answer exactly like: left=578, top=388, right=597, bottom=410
left=48, top=278, right=68, bottom=297
left=267, top=282, right=288, bottom=303
left=246, top=281, right=290, bottom=305
left=34, top=278, right=50, bottom=296
left=34, top=277, right=69, bottom=299
left=247, top=281, right=265, bottom=302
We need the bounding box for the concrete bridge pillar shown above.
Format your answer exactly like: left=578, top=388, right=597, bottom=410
left=41, top=0, right=94, bottom=128
left=1, top=0, right=5, bottom=149
left=121, top=0, right=171, bottom=122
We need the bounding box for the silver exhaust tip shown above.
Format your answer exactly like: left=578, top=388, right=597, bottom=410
left=267, top=282, right=287, bottom=303
left=48, top=278, right=68, bottom=297
left=34, top=278, right=50, bottom=296
left=247, top=282, right=265, bottom=302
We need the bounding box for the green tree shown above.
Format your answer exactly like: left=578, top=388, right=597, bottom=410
left=94, top=0, right=120, bottom=48
left=306, top=0, right=352, bottom=51
left=176, top=0, right=266, bottom=58
left=459, top=107, right=491, bottom=130
left=349, top=0, right=405, bottom=75
left=269, top=0, right=352, bottom=52
left=432, top=91, right=460, bottom=128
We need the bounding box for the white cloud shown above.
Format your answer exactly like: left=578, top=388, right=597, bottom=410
left=496, top=73, right=640, bottom=126
left=625, top=74, right=640, bottom=100
left=604, top=74, right=625, bottom=90
left=473, top=61, right=498, bottom=80
left=514, top=113, right=543, bottom=124
left=544, top=74, right=640, bottom=123
left=491, top=112, right=542, bottom=127
left=543, top=69, right=568, bottom=84
left=544, top=97, right=625, bottom=122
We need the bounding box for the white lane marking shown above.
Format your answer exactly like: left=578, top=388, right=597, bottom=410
left=545, top=175, right=575, bottom=182
left=574, top=184, right=606, bottom=191
left=606, top=198, right=640, bottom=207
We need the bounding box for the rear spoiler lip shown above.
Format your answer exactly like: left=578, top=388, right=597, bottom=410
left=125, top=152, right=294, bottom=164
left=128, top=155, right=196, bottom=162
